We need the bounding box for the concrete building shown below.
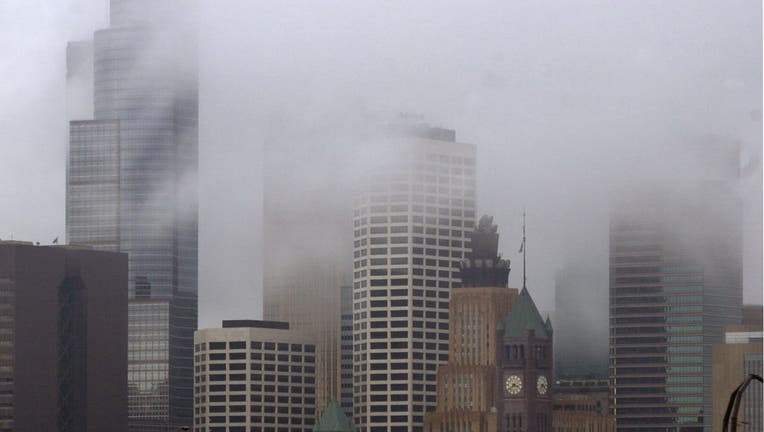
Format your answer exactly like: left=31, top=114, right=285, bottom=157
left=552, top=394, right=616, bottom=432
left=193, top=320, right=317, bottom=432
left=424, top=215, right=518, bottom=432
left=711, top=305, right=763, bottom=432
left=351, top=123, right=476, bottom=431
left=66, top=0, right=198, bottom=429
left=0, top=241, right=128, bottom=432
left=553, top=379, right=614, bottom=432
left=609, top=182, right=743, bottom=432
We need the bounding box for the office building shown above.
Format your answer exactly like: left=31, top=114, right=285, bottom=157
left=553, top=379, right=614, bottom=432
left=0, top=241, right=128, bottom=432
left=609, top=181, right=743, bottom=431
left=552, top=394, right=616, bottom=432
left=66, top=0, right=198, bottom=429
left=193, top=320, right=317, bottom=432
left=262, top=127, right=353, bottom=414
left=424, top=215, right=517, bottom=432
left=711, top=305, right=762, bottom=432
left=340, top=286, right=354, bottom=418
left=351, top=123, right=476, bottom=431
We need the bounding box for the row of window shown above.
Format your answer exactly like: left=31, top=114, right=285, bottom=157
left=354, top=215, right=475, bottom=228
left=198, top=342, right=315, bottom=352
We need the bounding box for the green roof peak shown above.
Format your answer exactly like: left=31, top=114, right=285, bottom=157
left=500, top=286, right=551, bottom=339
left=314, top=400, right=355, bottom=432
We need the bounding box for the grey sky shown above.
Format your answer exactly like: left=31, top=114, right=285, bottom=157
left=1, top=0, right=761, bottom=328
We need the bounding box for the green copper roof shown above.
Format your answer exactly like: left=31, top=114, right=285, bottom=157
left=500, top=287, right=552, bottom=339
left=314, top=400, right=355, bottom=432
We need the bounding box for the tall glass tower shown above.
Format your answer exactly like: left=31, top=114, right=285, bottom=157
left=609, top=178, right=743, bottom=432
left=66, top=1, right=198, bottom=430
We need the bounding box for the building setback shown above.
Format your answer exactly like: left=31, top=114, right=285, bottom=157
left=194, top=320, right=318, bottom=432
left=352, top=123, right=476, bottom=431
left=65, top=0, right=198, bottom=429
left=0, top=241, right=128, bottom=432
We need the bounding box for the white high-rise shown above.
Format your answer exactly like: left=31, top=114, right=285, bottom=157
left=352, top=124, right=476, bottom=432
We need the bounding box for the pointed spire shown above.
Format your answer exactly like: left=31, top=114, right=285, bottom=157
left=314, top=400, right=355, bottom=432
left=500, top=285, right=550, bottom=339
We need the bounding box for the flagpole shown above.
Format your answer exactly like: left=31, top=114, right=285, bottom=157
left=522, top=210, right=526, bottom=290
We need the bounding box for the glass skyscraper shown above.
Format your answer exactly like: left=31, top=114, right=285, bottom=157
left=66, top=1, right=198, bottom=430
left=609, top=180, right=743, bottom=432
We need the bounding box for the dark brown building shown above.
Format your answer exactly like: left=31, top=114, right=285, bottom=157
left=500, top=286, right=554, bottom=432
left=0, top=241, right=128, bottom=432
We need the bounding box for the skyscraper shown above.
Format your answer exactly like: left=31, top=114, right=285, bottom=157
left=66, top=1, right=198, bottom=429
left=262, top=126, right=353, bottom=414
left=0, top=241, right=128, bottom=432
left=609, top=181, right=743, bottom=432
left=352, top=123, right=476, bottom=431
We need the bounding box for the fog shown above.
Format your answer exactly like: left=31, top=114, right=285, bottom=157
left=1, top=0, right=761, bottom=332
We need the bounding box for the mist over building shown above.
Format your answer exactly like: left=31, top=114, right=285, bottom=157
left=608, top=141, right=744, bottom=432
left=65, top=0, right=199, bottom=429
left=0, top=241, right=128, bottom=432
left=351, top=122, right=476, bottom=431
left=554, top=265, right=608, bottom=379
left=262, top=120, right=355, bottom=413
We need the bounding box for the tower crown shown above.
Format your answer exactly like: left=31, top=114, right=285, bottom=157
left=459, top=215, right=511, bottom=287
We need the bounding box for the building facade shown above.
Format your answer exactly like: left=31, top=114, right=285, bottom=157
left=711, top=307, right=763, bottom=432
left=66, top=0, right=198, bottom=429
left=500, top=286, right=555, bottom=432
left=424, top=215, right=517, bottom=432
left=552, top=394, right=616, bottom=432
left=609, top=182, right=743, bottom=432
left=553, top=379, right=614, bottom=432
left=340, top=286, right=354, bottom=418
left=193, top=321, right=317, bottom=432
left=262, top=127, right=353, bottom=414
left=0, top=241, right=128, bottom=432
left=352, top=124, right=476, bottom=431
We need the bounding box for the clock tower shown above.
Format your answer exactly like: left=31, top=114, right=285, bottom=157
left=499, top=286, right=554, bottom=431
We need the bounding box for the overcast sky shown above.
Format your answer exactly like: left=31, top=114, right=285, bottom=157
left=1, top=0, right=761, bottom=328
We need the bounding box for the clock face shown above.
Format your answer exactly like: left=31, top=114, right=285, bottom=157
left=536, top=375, right=548, bottom=395
left=505, top=375, right=522, bottom=395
